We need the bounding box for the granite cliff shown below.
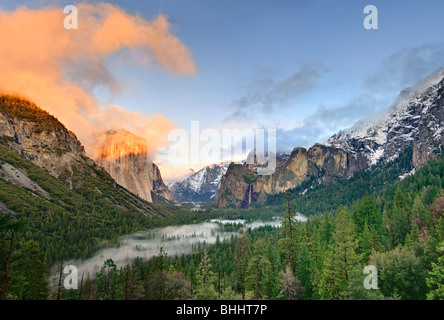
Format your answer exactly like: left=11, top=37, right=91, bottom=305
left=96, top=130, right=175, bottom=203
left=217, top=70, right=444, bottom=208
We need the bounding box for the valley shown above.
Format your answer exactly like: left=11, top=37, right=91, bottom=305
left=1, top=55, right=444, bottom=302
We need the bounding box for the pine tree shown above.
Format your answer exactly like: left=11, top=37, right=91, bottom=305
left=245, top=239, right=272, bottom=299
left=7, top=241, right=50, bottom=300
left=426, top=255, right=444, bottom=300
left=296, top=236, right=311, bottom=297
left=280, top=193, right=298, bottom=274
left=308, top=224, right=327, bottom=299
left=412, top=195, right=433, bottom=239
left=0, top=215, right=24, bottom=300
left=232, top=234, right=250, bottom=297
left=267, top=236, right=281, bottom=299
left=96, top=259, right=122, bottom=300
left=353, top=193, right=381, bottom=233
left=391, top=188, right=411, bottom=246
left=319, top=206, right=360, bottom=300
left=194, top=250, right=218, bottom=300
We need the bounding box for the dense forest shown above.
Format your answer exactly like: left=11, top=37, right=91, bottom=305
left=0, top=142, right=207, bottom=266
left=1, top=151, right=444, bottom=300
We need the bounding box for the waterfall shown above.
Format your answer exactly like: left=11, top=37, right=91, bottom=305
left=241, top=184, right=254, bottom=208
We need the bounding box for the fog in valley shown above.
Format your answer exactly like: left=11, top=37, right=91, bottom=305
left=63, top=215, right=307, bottom=279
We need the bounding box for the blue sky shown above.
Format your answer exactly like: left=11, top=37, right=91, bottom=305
left=2, top=0, right=444, bottom=178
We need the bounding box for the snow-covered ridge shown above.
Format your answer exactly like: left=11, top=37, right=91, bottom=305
left=182, top=162, right=229, bottom=193
left=324, top=69, right=444, bottom=167
left=171, top=151, right=290, bottom=202
left=170, top=162, right=230, bottom=202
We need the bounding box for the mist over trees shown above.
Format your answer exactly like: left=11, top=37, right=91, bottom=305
left=1, top=153, right=444, bottom=300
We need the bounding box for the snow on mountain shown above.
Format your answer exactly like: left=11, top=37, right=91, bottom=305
left=171, top=162, right=230, bottom=202
left=324, top=68, right=444, bottom=168
left=171, top=151, right=290, bottom=203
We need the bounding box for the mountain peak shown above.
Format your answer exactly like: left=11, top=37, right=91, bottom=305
left=171, top=162, right=230, bottom=202
left=96, top=129, right=175, bottom=203
left=217, top=68, right=444, bottom=207
left=0, top=94, right=88, bottom=181
left=324, top=69, right=444, bottom=167
left=98, top=129, right=149, bottom=160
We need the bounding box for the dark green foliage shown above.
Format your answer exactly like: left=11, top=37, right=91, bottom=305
left=2, top=125, right=444, bottom=299
left=5, top=241, right=50, bottom=300
left=266, top=147, right=414, bottom=215
left=369, top=246, right=429, bottom=300
left=96, top=259, right=122, bottom=300
left=318, top=206, right=360, bottom=300
left=426, top=255, right=444, bottom=300
left=0, top=143, right=205, bottom=266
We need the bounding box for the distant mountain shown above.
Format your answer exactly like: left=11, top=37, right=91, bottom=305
left=170, top=151, right=291, bottom=203
left=170, top=162, right=230, bottom=202
left=96, top=130, right=175, bottom=204
left=217, top=69, right=444, bottom=208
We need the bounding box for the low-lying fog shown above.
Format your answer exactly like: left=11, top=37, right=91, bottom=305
left=62, top=215, right=307, bottom=278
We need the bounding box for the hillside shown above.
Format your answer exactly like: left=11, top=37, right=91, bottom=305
left=0, top=95, right=199, bottom=265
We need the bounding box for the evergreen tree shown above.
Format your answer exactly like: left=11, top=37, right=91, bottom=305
left=391, top=188, right=411, bottom=246
left=279, top=193, right=298, bottom=274
left=96, top=259, right=122, bottom=300
left=194, top=250, right=218, bottom=300
left=369, top=246, right=428, bottom=300
left=7, top=241, right=49, bottom=300
left=219, top=286, right=243, bottom=300
left=245, top=239, right=272, bottom=299
left=296, top=236, right=311, bottom=297
left=412, top=195, right=433, bottom=231
left=358, top=222, right=376, bottom=263
left=308, top=224, right=327, bottom=299
left=319, top=206, right=360, bottom=300
left=353, top=193, right=381, bottom=234
left=426, top=255, right=444, bottom=300
left=232, top=234, right=250, bottom=297
left=0, top=215, right=24, bottom=300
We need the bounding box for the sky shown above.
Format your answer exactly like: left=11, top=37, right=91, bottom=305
left=1, top=0, right=444, bottom=181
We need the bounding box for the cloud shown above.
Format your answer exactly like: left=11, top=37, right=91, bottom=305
left=304, top=98, right=375, bottom=131
left=276, top=43, right=444, bottom=151
left=0, top=3, right=195, bottom=155
left=273, top=98, right=376, bottom=149
left=225, top=66, right=324, bottom=122
left=90, top=105, right=176, bottom=158
left=365, top=42, right=444, bottom=94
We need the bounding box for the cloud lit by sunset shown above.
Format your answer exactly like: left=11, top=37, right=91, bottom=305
left=1, top=1, right=444, bottom=181
left=0, top=3, right=194, bottom=165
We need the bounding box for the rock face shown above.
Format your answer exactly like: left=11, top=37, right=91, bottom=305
left=411, top=82, right=444, bottom=167
left=217, top=145, right=367, bottom=208
left=217, top=70, right=444, bottom=208
left=171, top=162, right=229, bottom=202
left=151, top=162, right=176, bottom=202
left=326, top=69, right=444, bottom=169
left=96, top=130, right=175, bottom=203
left=0, top=94, right=163, bottom=220
left=217, top=163, right=256, bottom=208
left=0, top=95, right=94, bottom=188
